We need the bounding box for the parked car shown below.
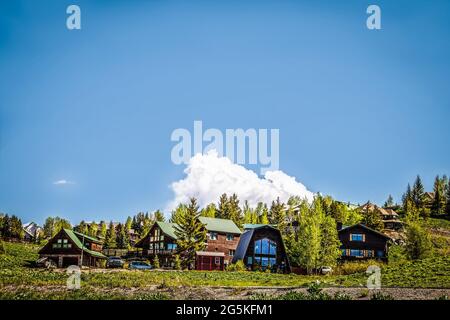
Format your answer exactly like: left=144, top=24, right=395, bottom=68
left=320, top=266, right=333, bottom=275
left=36, top=257, right=57, bottom=269
left=128, top=261, right=152, bottom=270
left=106, top=256, right=125, bottom=268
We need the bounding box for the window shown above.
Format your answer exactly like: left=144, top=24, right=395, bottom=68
left=376, top=250, right=384, bottom=257
left=350, top=249, right=364, bottom=257
left=253, top=238, right=277, bottom=270
left=167, top=243, right=177, bottom=250
left=350, top=234, right=364, bottom=242
left=209, top=232, right=218, bottom=240
left=226, top=234, right=234, bottom=241
left=341, top=249, right=346, bottom=256
left=247, top=257, right=253, bottom=265
left=214, top=257, right=221, bottom=265
left=229, top=250, right=235, bottom=256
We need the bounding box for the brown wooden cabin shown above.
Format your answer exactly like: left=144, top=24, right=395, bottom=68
left=338, top=223, right=392, bottom=261
left=358, top=202, right=403, bottom=231
left=195, top=251, right=225, bottom=271
left=135, top=217, right=242, bottom=269
left=38, top=228, right=107, bottom=267
left=232, top=225, right=291, bottom=273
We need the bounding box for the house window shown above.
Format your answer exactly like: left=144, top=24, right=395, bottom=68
left=167, top=243, right=177, bottom=250
left=226, top=234, right=234, bottom=241
left=209, top=232, right=218, bottom=240
left=229, top=250, right=235, bottom=256
left=253, top=238, right=277, bottom=270
left=350, top=234, right=364, bottom=242
left=247, top=256, right=253, bottom=265
left=350, top=249, right=364, bottom=257
left=214, top=257, right=221, bottom=265
left=376, top=250, right=384, bottom=257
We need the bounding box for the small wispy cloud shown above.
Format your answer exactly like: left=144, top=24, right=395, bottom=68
left=53, top=179, right=75, bottom=185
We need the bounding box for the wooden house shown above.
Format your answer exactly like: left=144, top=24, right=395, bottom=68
left=38, top=228, right=107, bottom=267
left=359, top=202, right=403, bottom=231
left=338, top=223, right=392, bottom=261
left=232, top=225, right=291, bottom=273
left=135, top=217, right=242, bottom=269
left=195, top=251, right=225, bottom=271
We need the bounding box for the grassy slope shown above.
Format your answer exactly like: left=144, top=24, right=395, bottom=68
left=0, top=219, right=449, bottom=299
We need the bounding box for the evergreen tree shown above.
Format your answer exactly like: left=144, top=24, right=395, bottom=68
left=227, top=194, right=243, bottom=228
left=216, top=194, right=229, bottom=219
left=104, top=221, right=116, bottom=249
left=170, top=204, right=187, bottom=224
left=269, top=197, right=286, bottom=233
left=74, top=220, right=89, bottom=235
left=411, top=175, right=425, bottom=208
left=174, top=198, right=207, bottom=269
left=384, top=194, right=395, bottom=208
left=243, top=201, right=257, bottom=224
left=431, top=175, right=446, bottom=215
left=115, top=223, right=130, bottom=249
left=200, top=203, right=216, bottom=218
left=88, top=222, right=98, bottom=238
left=402, top=183, right=412, bottom=211
left=125, top=216, right=132, bottom=231
left=258, top=204, right=270, bottom=224
left=154, top=210, right=165, bottom=222
left=99, top=221, right=107, bottom=239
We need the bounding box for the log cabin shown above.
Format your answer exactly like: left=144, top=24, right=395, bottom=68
left=232, top=225, right=291, bottom=273
left=338, top=223, right=392, bottom=261
left=134, top=217, right=242, bottom=269
left=38, top=228, right=107, bottom=267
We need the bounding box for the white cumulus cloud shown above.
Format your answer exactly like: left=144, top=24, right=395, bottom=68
left=167, top=150, right=314, bottom=211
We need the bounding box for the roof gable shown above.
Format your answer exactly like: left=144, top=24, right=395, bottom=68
left=339, top=224, right=392, bottom=240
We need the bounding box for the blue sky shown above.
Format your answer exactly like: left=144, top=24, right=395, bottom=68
left=1, top=0, right=449, bottom=224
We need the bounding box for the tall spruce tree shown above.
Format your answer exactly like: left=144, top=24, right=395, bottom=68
left=384, top=195, right=395, bottom=208
left=104, top=221, right=116, bottom=249
left=154, top=210, right=165, bottom=222
left=216, top=194, right=229, bottom=219
left=431, top=175, right=446, bottom=215
left=269, top=197, right=286, bottom=233
left=115, top=223, right=130, bottom=249
left=227, top=194, right=243, bottom=228
left=174, top=198, right=207, bottom=269
left=411, top=175, right=425, bottom=208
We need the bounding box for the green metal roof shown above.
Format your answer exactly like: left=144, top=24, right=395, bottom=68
left=198, top=217, right=242, bottom=234
left=156, top=221, right=179, bottom=240
left=243, top=223, right=275, bottom=230
left=154, top=218, right=241, bottom=241
left=64, top=229, right=107, bottom=259
left=72, top=230, right=102, bottom=244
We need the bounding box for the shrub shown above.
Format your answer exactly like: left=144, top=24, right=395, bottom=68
left=334, top=260, right=381, bottom=275
left=153, top=255, right=160, bottom=269
left=405, top=222, right=432, bottom=260
left=0, top=241, right=5, bottom=255
left=226, top=260, right=247, bottom=272
left=387, top=244, right=407, bottom=265
left=173, top=254, right=181, bottom=270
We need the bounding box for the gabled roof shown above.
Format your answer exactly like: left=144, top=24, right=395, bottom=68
left=243, top=224, right=275, bottom=230
left=156, top=221, right=178, bottom=240
left=72, top=230, right=103, bottom=244
left=198, top=217, right=242, bottom=234
left=62, top=229, right=106, bottom=259
left=338, top=223, right=392, bottom=240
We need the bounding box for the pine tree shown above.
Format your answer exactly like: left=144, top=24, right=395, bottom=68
left=227, top=194, right=243, bottom=228
left=125, top=216, right=132, bottom=231
left=99, top=221, right=107, bottom=239
left=174, top=198, right=207, bottom=269
left=269, top=197, right=286, bottom=233
left=115, top=223, right=130, bottom=249
left=411, top=175, right=425, bottom=208
left=216, top=194, right=229, bottom=219
left=154, top=210, right=165, bottom=222
left=200, top=204, right=216, bottom=218
left=384, top=195, right=394, bottom=208
left=402, top=183, right=412, bottom=211
left=431, top=175, right=446, bottom=215
left=170, top=204, right=187, bottom=224
left=258, top=204, right=270, bottom=224
left=104, top=221, right=116, bottom=249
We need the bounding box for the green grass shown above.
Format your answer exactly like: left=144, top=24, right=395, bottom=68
left=0, top=241, right=449, bottom=300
